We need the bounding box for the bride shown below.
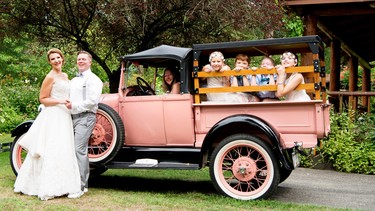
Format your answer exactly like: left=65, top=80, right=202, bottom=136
left=13, top=48, right=82, bottom=200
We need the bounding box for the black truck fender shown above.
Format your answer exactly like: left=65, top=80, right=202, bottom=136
left=11, top=120, right=34, bottom=137
left=201, top=114, right=293, bottom=170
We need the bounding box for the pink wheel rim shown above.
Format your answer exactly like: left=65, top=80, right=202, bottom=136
left=16, top=146, right=24, bottom=168
left=232, top=157, right=257, bottom=181
left=88, top=112, right=115, bottom=158
left=219, top=144, right=271, bottom=196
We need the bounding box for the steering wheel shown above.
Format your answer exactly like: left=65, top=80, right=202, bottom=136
left=136, top=77, right=155, bottom=95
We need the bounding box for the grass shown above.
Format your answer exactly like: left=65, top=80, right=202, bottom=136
left=0, top=134, right=348, bottom=210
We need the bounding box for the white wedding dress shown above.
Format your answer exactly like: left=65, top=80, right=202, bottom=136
left=14, top=80, right=81, bottom=200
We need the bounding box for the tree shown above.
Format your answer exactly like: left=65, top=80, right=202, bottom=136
left=0, top=0, right=286, bottom=92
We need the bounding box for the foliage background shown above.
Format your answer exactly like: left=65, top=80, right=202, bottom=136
left=0, top=0, right=287, bottom=93
left=317, top=111, right=375, bottom=174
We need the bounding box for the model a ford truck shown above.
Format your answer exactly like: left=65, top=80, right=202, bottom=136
left=10, top=35, right=330, bottom=200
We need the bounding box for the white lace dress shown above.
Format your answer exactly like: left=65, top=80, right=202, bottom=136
left=207, top=76, right=249, bottom=103
left=14, top=80, right=81, bottom=200
left=284, top=73, right=311, bottom=101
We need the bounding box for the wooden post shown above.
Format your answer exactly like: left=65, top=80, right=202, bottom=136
left=329, top=39, right=341, bottom=112
left=362, top=66, right=371, bottom=112
left=302, top=14, right=317, bottom=100
left=301, top=14, right=317, bottom=66
left=348, top=56, right=358, bottom=112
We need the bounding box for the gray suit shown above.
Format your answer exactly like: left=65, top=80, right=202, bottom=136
left=72, top=112, right=96, bottom=190
left=70, top=69, right=103, bottom=190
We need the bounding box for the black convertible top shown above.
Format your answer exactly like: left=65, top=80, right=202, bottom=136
left=121, top=45, right=194, bottom=94
left=121, top=45, right=192, bottom=67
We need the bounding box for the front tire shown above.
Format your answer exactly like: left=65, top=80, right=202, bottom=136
left=9, top=133, right=28, bottom=176
left=88, top=103, right=125, bottom=165
left=209, top=134, right=280, bottom=200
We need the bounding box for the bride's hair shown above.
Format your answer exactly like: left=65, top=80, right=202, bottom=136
left=47, top=48, right=65, bottom=64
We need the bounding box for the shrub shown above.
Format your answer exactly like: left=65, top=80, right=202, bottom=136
left=0, top=82, right=39, bottom=133
left=317, top=110, right=375, bottom=174
left=0, top=105, right=26, bottom=133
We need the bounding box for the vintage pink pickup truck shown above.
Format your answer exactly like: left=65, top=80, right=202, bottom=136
left=10, top=35, right=330, bottom=200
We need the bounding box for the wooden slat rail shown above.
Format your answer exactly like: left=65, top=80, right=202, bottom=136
left=198, top=84, right=315, bottom=93
left=194, top=65, right=324, bottom=103
left=328, top=91, right=375, bottom=96
left=328, top=91, right=375, bottom=113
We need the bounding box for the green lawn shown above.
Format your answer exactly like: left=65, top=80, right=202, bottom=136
left=0, top=134, right=346, bottom=210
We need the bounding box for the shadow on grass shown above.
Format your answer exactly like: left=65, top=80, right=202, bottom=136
left=89, top=174, right=218, bottom=195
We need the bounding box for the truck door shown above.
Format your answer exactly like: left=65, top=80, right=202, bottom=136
left=122, top=95, right=166, bottom=146
left=162, top=94, right=195, bottom=146
left=121, top=94, right=195, bottom=147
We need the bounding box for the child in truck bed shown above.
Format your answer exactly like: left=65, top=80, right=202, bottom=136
left=231, top=54, right=251, bottom=87
left=202, top=51, right=249, bottom=103
left=275, top=52, right=311, bottom=101
left=230, top=54, right=258, bottom=102
left=250, top=56, right=278, bottom=101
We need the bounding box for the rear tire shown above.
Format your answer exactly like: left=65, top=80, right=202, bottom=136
left=209, top=134, right=280, bottom=200
left=279, top=166, right=293, bottom=183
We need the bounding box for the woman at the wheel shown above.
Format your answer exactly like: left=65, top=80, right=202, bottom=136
left=162, top=67, right=180, bottom=94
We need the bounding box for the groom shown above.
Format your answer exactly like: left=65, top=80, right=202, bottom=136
left=66, top=50, right=103, bottom=198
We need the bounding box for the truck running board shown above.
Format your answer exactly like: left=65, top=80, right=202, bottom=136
left=106, top=160, right=200, bottom=170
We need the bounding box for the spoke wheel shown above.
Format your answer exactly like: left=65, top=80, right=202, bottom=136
left=88, top=103, right=125, bottom=165
left=209, top=134, right=280, bottom=200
